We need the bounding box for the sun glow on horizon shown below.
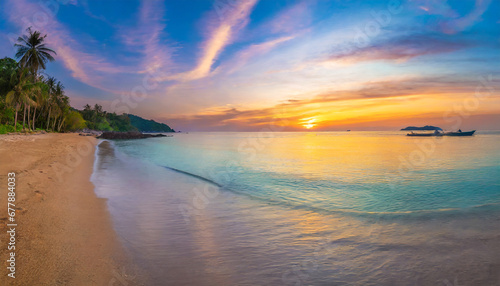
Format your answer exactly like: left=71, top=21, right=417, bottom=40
left=301, top=117, right=317, bottom=129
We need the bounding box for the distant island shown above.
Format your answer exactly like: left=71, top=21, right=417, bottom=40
left=401, top=125, right=442, bottom=131
left=127, top=114, right=175, bottom=133
left=76, top=104, right=175, bottom=133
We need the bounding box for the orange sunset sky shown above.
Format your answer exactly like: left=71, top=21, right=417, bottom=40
left=1, top=0, right=499, bottom=131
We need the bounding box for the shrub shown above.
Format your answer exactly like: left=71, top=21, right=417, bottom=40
left=0, top=124, right=22, bottom=133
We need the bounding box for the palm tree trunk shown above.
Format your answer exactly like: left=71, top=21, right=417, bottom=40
left=35, top=106, right=43, bottom=123
left=32, top=107, right=37, bottom=130
left=58, top=118, right=66, bottom=132
left=27, top=104, right=31, bottom=131
left=46, top=107, right=51, bottom=130
left=52, top=115, right=57, bottom=130
left=14, top=105, right=18, bottom=132
left=22, top=104, right=26, bottom=131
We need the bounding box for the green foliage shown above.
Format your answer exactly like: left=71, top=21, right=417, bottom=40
left=107, top=112, right=137, bottom=132
left=0, top=30, right=73, bottom=133
left=75, top=104, right=175, bottom=132
left=0, top=97, right=15, bottom=124
left=79, top=103, right=136, bottom=131
left=64, top=110, right=86, bottom=131
left=15, top=27, right=56, bottom=76
left=0, top=57, right=18, bottom=97
left=96, top=119, right=113, bottom=131
left=0, top=124, right=21, bottom=134
left=128, top=114, right=175, bottom=132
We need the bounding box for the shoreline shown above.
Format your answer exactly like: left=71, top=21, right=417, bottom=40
left=0, top=133, right=135, bottom=285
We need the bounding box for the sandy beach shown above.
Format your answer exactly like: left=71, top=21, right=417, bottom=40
left=0, top=133, right=134, bottom=285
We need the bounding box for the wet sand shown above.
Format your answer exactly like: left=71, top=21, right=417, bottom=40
left=0, top=133, right=134, bottom=285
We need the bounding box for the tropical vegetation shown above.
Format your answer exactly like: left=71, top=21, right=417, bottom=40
left=0, top=28, right=174, bottom=134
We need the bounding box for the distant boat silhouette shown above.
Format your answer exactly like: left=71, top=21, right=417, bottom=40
left=407, top=132, right=439, bottom=137
left=407, top=130, right=475, bottom=137
left=444, top=130, right=475, bottom=136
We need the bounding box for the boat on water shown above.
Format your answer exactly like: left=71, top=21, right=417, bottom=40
left=407, top=130, right=443, bottom=137
left=406, top=130, right=476, bottom=137
left=407, top=132, right=441, bottom=137
left=444, top=130, right=475, bottom=136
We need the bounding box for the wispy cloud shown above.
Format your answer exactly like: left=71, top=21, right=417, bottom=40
left=220, top=35, right=295, bottom=74
left=5, top=0, right=128, bottom=93
left=412, top=0, right=492, bottom=34
left=441, top=0, right=492, bottom=34
left=324, top=34, right=471, bottom=64
left=268, top=1, right=312, bottom=35
left=121, top=0, right=175, bottom=75
left=167, top=0, right=258, bottom=81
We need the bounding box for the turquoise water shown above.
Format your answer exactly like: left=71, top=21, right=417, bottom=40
left=92, top=131, right=500, bottom=285
left=111, top=131, right=500, bottom=214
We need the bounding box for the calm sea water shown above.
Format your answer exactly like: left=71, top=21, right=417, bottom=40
left=91, top=132, right=500, bottom=285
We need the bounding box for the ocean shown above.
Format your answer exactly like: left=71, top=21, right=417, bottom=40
left=91, top=131, right=500, bottom=285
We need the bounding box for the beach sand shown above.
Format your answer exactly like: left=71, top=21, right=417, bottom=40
left=0, top=133, right=134, bottom=285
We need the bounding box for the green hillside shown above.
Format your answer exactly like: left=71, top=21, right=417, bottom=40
left=127, top=114, right=175, bottom=132
left=77, top=104, right=175, bottom=132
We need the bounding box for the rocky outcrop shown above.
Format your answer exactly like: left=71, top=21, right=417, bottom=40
left=79, top=129, right=102, bottom=136
left=97, top=131, right=168, bottom=139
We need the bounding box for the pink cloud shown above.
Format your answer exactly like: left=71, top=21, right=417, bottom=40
left=325, top=34, right=471, bottom=65
left=268, top=1, right=312, bottom=35
left=412, top=0, right=459, bottom=18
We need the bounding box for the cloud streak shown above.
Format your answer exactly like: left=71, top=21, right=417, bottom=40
left=122, top=0, right=175, bottom=75
left=412, top=0, right=493, bottom=34
left=167, top=0, right=258, bottom=81
left=326, top=34, right=472, bottom=64
left=220, top=35, right=295, bottom=74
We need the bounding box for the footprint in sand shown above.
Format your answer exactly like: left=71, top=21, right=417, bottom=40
left=15, top=207, right=27, bottom=214
left=35, top=190, right=45, bottom=201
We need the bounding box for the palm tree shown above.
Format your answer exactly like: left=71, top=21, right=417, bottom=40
left=45, top=76, right=56, bottom=130
left=52, top=81, right=65, bottom=131
left=32, top=78, right=48, bottom=130
left=15, top=27, right=56, bottom=77
left=6, top=68, right=36, bottom=131
left=57, top=95, right=70, bottom=132
left=14, top=27, right=56, bottom=132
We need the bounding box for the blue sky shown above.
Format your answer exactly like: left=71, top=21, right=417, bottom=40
left=1, top=0, right=499, bottom=131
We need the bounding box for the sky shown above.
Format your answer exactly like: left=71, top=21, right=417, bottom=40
left=0, top=0, right=499, bottom=131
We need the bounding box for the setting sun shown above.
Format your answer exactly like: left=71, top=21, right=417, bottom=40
left=301, top=117, right=317, bottom=129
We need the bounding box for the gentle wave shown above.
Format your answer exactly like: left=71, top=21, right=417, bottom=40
left=100, top=132, right=500, bottom=217
left=160, top=161, right=500, bottom=219
left=162, top=166, right=222, bottom=187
